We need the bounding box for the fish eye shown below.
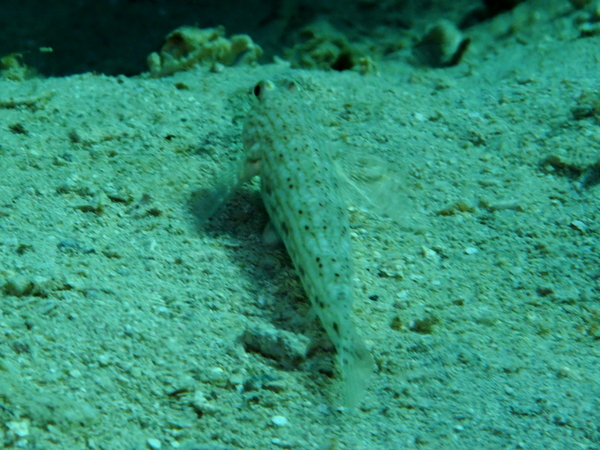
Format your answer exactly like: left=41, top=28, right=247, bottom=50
left=253, top=83, right=262, bottom=98
left=252, top=80, right=274, bottom=99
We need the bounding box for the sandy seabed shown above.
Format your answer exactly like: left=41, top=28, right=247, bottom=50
left=0, top=2, right=599, bottom=449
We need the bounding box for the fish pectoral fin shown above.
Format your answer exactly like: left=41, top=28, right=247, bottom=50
left=339, top=337, right=375, bottom=411
left=262, top=220, right=282, bottom=245
left=335, top=149, right=416, bottom=228
left=193, top=157, right=260, bottom=226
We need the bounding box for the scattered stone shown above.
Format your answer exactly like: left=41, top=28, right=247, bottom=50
left=390, top=316, right=404, bottom=332
left=409, top=316, right=439, bottom=334
left=485, top=200, right=525, bottom=212
left=579, top=21, right=600, bottom=37
left=243, top=373, right=278, bottom=392
left=202, top=367, right=228, bottom=387
left=264, top=378, right=287, bottom=393
left=242, top=322, right=310, bottom=368
left=3, top=273, right=33, bottom=297
left=421, top=246, right=439, bottom=260
left=6, top=420, right=30, bottom=438
left=271, top=415, right=289, bottom=427
left=191, top=391, right=219, bottom=417
left=147, top=438, right=162, bottom=450
left=570, top=220, right=587, bottom=232
left=376, top=260, right=404, bottom=279
left=437, top=202, right=476, bottom=216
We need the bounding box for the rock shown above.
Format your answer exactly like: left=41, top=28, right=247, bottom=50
left=242, top=322, right=310, bottom=368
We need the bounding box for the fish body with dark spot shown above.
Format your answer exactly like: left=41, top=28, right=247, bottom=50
left=206, top=77, right=375, bottom=408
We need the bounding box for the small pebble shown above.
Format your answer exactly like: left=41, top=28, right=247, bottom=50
left=147, top=438, right=162, bottom=450
left=421, top=246, right=437, bottom=259
left=204, top=367, right=228, bottom=387
left=271, top=415, right=289, bottom=427
left=464, top=247, right=479, bottom=255
left=242, top=323, right=309, bottom=366
left=4, top=273, right=33, bottom=297
left=7, top=420, right=30, bottom=437
left=570, top=220, right=587, bottom=232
